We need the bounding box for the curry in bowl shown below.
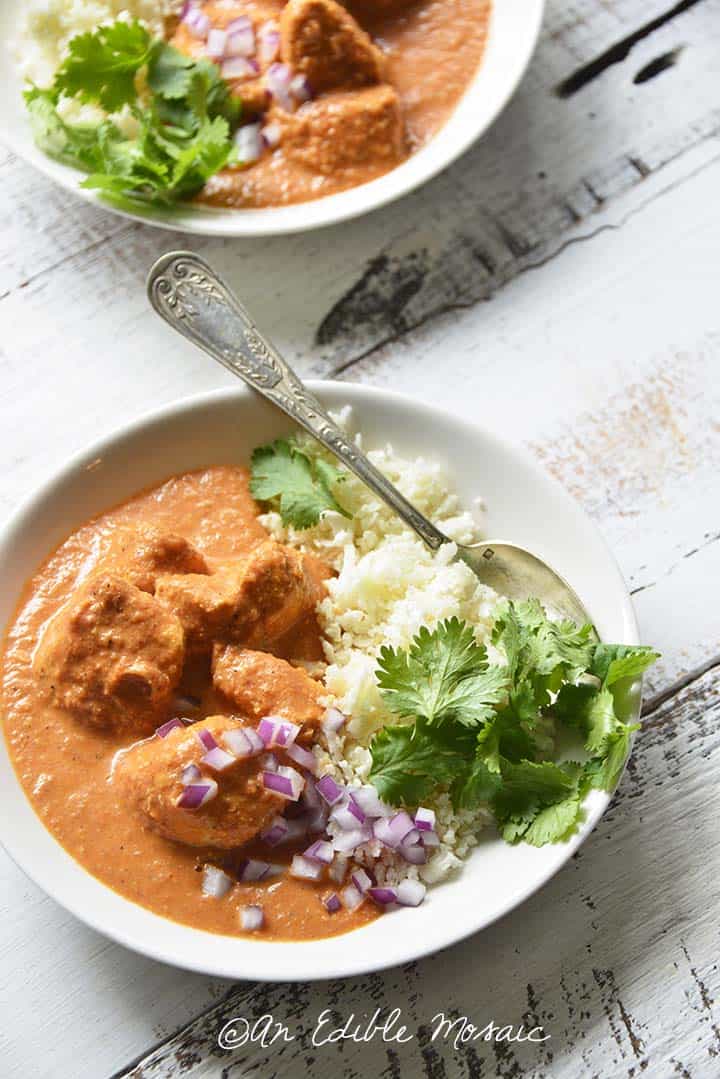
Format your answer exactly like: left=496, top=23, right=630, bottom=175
left=1, top=425, right=657, bottom=942
left=18, top=0, right=491, bottom=209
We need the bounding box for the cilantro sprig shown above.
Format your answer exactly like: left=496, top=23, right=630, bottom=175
left=369, top=605, right=659, bottom=846
left=250, top=439, right=350, bottom=528
left=24, top=20, right=241, bottom=209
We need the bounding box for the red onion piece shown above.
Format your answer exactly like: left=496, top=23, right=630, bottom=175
left=206, top=27, right=227, bottom=59
left=202, top=746, right=236, bottom=771
left=322, top=707, right=346, bottom=735
left=181, top=763, right=201, bottom=786
left=257, top=22, right=280, bottom=65
left=263, top=765, right=305, bottom=800
left=201, top=864, right=233, bottom=898
left=323, top=892, right=341, bottom=913
left=261, top=121, right=281, bottom=149
left=368, top=886, right=397, bottom=906
left=400, top=841, right=427, bottom=865
left=316, top=774, right=343, bottom=806
left=222, top=727, right=254, bottom=758
left=156, top=718, right=186, bottom=738
left=266, top=62, right=293, bottom=110
left=414, top=807, right=436, bottom=832
left=226, top=15, right=252, bottom=34
left=226, top=26, right=255, bottom=58
left=396, top=879, right=426, bottom=907
left=340, top=883, right=364, bottom=911
left=352, top=784, right=390, bottom=818
left=421, top=829, right=440, bottom=847
left=289, top=73, right=312, bottom=103
left=222, top=55, right=259, bottom=80
left=302, top=776, right=321, bottom=810
left=260, top=815, right=289, bottom=846
left=350, top=867, right=372, bottom=894
left=331, top=826, right=370, bottom=853
left=237, top=858, right=272, bottom=882
left=286, top=742, right=317, bottom=773
left=196, top=728, right=217, bottom=752
left=373, top=817, right=401, bottom=849
left=330, top=797, right=364, bottom=831
left=240, top=904, right=264, bottom=931
left=304, top=839, right=334, bottom=864
left=257, top=716, right=300, bottom=748
left=176, top=780, right=217, bottom=809
left=183, top=8, right=210, bottom=40
left=290, top=854, right=324, bottom=881
left=307, top=806, right=328, bottom=833
left=389, top=811, right=416, bottom=841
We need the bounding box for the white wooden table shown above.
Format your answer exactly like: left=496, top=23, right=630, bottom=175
left=2, top=1, right=719, bottom=1075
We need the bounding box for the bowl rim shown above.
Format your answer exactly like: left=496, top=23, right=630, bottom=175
left=0, top=381, right=639, bottom=981
left=0, top=0, right=546, bottom=236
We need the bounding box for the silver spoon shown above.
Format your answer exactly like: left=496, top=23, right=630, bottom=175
left=147, top=251, right=591, bottom=626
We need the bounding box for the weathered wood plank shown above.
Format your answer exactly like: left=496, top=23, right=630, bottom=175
left=111, top=663, right=720, bottom=1079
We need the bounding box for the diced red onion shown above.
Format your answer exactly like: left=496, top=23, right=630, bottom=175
left=227, top=14, right=252, bottom=32
left=368, top=886, right=397, bottom=906
left=240, top=904, right=264, bottom=931
left=176, top=780, right=217, bottom=809
left=322, top=707, right=346, bottom=735
left=183, top=7, right=210, bottom=39
left=222, top=55, right=259, bottom=80
left=290, top=854, right=324, bottom=881
left=285, top=742, right=317, bottom=773
left=421, top=829, right=440, bottom=847
left=263, top=765, right=305, bottom=801
left=237, top=858, right=272, bottom=882
left=389, top=811, right=416, bottom=842
left=396, top=879, right=426, bottom=907
left=181, top=763, right=201, bottom=785
left=340, top=883, right=364, bottom=911
left=266, top=62, right=293, bottom=110
left=261, top=123, right=281, bottom=151
left=331, top=826, right=370, bottom=853
left=414, top=807, right=436, bottom=832
left=202, top=746, right=236, bottom=772
left=257, top=22, right=280, bottom=65
left=373, top=817, right=401, bottom=849
left=352, top=784, right=391, bottom=818
left=304, top=839, right=334, bottom=864
left=222, top=727, right=259, bottom=759
left=289, top=73, right=312, bottom=103
left=259, top=815, right=288, bottom=846
left=350, top=867, right=372, bottom=893
left=330, top=797, right=365, bottom=831
left=201, top=864, right=233, bottom=898
left=257, top=716, right=300, bottom=748
left=302, top=777, right=321, bottom=810
left=196, top=728, right=217, bottom=752
left=155, top=718, right=186, bottom=738
left=226, top=27, right=255, bottom=58
left=323, top=892, right=341, bottom=913
left=400, top=841, right=427, bottom=865
left=316, top=774, right=343, bottom=806
left=329, top=853, right=348, bottom=883
left=206, top=27, right=227, bottom=58
left=307, top=806, right=328, bottom=833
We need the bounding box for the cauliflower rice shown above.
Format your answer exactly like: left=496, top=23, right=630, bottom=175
left=260, top=410, right=502, bottom=887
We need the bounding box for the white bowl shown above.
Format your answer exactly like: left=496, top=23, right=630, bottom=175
left=0, top=0, right=545, bottom=235
left=0, top=383, right=639, bottom=980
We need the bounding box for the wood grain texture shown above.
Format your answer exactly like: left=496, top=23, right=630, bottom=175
left=1, top=0, right=719, bottom=1075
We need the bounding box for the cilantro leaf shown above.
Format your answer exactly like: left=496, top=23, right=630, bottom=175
left=452, top=755, right=501, bottom=809
left=376, top=617, right=508, bottom=728
left=250, top=439, right=350, bottom=528
left=369, top=721, right=474, bottom=806
left=591, top=644, right=660, bottom=687
left=55, top=20, right=154, bottom=112
left=584, top=723, right=639, bottom=792
left=522, top=796, right=583, bottom=846
left=24, top=22, right=241, bottom=209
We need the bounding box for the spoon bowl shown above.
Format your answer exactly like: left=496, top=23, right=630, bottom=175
left=147, top=250, right=593, bottom=628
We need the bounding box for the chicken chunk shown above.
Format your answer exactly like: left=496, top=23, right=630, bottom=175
left=114, top=716, right=282, bottom=847
left=34, top=574, right=185, bottom=734
left=280, top=0, right=385, bottom=93
left=273, top=84, right=405, bottom=177
left=213, top=645, right=324, bottom=736
left=102, top=526, right=208, bottom=594
left=155, top=540, right=314, bottom=655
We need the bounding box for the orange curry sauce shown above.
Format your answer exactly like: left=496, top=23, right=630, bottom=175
left=0, top=467, right=378, bottom=940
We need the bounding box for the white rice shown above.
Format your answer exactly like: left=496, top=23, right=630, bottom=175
left=260, top=409, right=502, bottom=886
left=14, top=0, right=182, bottom=87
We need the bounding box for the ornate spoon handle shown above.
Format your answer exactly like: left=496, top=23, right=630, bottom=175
left=147, top=251, right=448, bottom=551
